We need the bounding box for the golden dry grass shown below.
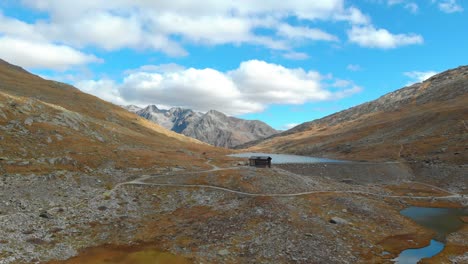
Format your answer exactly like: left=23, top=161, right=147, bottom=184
left=0, top=60, right=230, bottom=175
left=248, top=95, right=468, bottom=164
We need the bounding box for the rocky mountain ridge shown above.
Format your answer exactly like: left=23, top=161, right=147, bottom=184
left=289, top=65, right=468, bottom=133
left=125, top=105, right=278, bottom=148
left=242, top=65, right=468, bottom=165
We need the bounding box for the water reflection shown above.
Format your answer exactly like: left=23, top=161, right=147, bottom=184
left=396, top=207, right=467, bottom=264
left=229, top=152, right=344, bottom=164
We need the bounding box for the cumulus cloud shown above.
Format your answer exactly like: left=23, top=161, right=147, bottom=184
left=230, top=60, right=329, bottom=105
left=0, top=12, right=46, bottom=41
left=11, top=0, right=363, bottom=54
left=347, top=25, right=423, bottom=48
left=0, top=36, right=101, bottom=70
left=0, top=12, right=102, bottom=69
left=404, top=71, right=438, bottom=85
left=75, top=60, right=362, bottom=116
left=436, top=0, right=464, bottom=13
left=118, top=67, right=263, bottom=115
left=7, top=0, right=399, bottom=58
left=0, top=0, right=427, bottom=66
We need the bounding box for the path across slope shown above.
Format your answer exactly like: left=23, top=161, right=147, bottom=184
left=112, top=160, right=465, bottom=201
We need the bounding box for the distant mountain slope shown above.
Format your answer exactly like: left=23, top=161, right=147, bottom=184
left=242, top=65, right=468, bottom=164
left=126, top=105, right=278, bottom=148
left=0, top=59, right=221, bottom=175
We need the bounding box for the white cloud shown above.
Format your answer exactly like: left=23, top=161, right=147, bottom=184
left=54, top=12, right=142, bottom=50
left=347, top=25, right=423, bottom=48
left=333, top=6, right=370, bottom=25
left=387, top=1, right=419, bottom=13
left=0, top=12, right=102, bottom=70
left=436, top=0, right=463, bottom=13
left=0, top=0, right=426, bottom=65
left=0, top=36, right=101, bottom=70
left=404, top=3, right=419, bottom=13
left=277, top=24, right=338, bottom=42
left=282, top=123, right=299, bottom=130
left=230, top=60, right=331, bottom=105
left=347, top=64, right=362, bottom=71
left=75, top=60, right=362, bottom=116
left=76, top=79, right=127, bottom=105
left=0, top=0, right=426, bottom=71
left=155, top=13, right=253, bottom=45
left=281, top=51, right=310, bottom=60
left=118, top=67, right=262, bottom=115
left=6, top=0, right=378, bottom=58
left=0, top=12, right=46, bottom=41
left=404, top=71, right=438, bottom=85
left=124, top=64, right=186, bottom=75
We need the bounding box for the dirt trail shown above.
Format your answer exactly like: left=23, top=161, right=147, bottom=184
left=112, top=160, right=466, bottom=201
left=117, top=181, right=463, bottom=200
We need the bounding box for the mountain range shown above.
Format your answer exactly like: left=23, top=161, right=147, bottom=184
left=124, top=105, right=278, bottom=148
left=241, top=65, right=468, bottom=165
left=1, top=59, right=467, bottom=264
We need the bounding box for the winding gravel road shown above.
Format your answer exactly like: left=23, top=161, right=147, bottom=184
left=112, top=160, right=465, bottom=201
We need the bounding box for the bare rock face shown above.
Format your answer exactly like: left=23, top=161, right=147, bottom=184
left=127, top=106, right=277, bottom=148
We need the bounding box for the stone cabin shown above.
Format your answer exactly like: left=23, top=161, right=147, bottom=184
left=249, top=156, right=272, bottom=168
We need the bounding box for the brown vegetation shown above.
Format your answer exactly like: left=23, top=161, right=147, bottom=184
left=244, top=66, right=468, bottom=165
left=0, top=59, right=227, bottom=176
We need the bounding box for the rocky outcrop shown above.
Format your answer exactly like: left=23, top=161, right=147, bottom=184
left=126, top=105, right=278, bottom=148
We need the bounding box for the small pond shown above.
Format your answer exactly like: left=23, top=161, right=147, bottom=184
left=395, top=207, right=467, bottom=264
left=229, top=152, right=344, bottom=164
left=47, top=245, right=190, bottom=264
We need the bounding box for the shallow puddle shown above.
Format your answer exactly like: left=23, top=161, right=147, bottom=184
left=396, top=240, right=444, bottom=264
left=48, top=244, right=190, bottom=264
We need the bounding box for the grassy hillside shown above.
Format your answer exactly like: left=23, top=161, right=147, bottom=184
left=244, top=66, right=468, bottom=165
left=0, top=59, right=226, bottom=175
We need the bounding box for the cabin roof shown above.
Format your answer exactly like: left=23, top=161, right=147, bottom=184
left=249, top=156, right=272, bottom=160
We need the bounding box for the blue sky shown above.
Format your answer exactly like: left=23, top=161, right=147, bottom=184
left=0, top=0, right=467, bottom=130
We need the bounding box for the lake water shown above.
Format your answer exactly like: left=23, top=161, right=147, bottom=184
left=229, top=152, right=344, bottom=164
left=395, top=207, right=467, bottom=264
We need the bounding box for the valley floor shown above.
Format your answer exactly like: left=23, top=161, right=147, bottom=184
left=0, top=158, right=467, bottom=263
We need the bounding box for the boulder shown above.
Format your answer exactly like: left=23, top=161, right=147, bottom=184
left=329, top=217, right=349, bottom=225
left=39, top=211, right=52, bottom=219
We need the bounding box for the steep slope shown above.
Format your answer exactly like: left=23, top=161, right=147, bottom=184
left=128, top=105, right=277, bottom=148
left=243, top=65, right=468, bottom=165
left=0, top=59, right=222, bottom=176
